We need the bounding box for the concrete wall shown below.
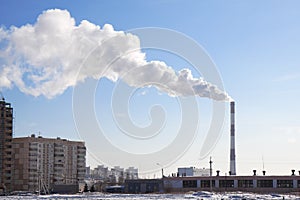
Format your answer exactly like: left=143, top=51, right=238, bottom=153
left=52, top=184, right=79, bottom=194
left=125, top=179, right=163, bottom=193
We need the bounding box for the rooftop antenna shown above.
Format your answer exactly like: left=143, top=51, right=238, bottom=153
left=261, top=155, right=266, bottom=175
left=262, top=155, right=265, bottom=171
left=0, top=91, right=4, bottom=101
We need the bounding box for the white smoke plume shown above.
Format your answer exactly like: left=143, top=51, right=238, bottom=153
left=0, top=9, right=231, bottom=101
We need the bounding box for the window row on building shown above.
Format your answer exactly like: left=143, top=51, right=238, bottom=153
left=164, top=176, right=300, bottom=191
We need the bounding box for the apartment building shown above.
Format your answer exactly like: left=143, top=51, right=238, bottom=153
left=125, top=167, right=138, bottom=180
left=12, top=135, right=86, bottom=193
left=88, top=165, right=138, bottom=183
left=0, top=98, right=13, bottom=192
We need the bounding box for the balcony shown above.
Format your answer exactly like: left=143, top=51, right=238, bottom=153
left=54, top=164, right=64, bottom=169
left=29, top=148, right=38, bottom=152
left=5, top=172, right=11, bottom=177
left=54, top=153, right=64, bottom=157
left=77, top=157, right=85, bottom=162
left=5, top=139, right=12, bottom=143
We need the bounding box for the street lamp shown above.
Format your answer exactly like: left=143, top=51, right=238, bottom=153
left=156, top=163, right=164, bottom=178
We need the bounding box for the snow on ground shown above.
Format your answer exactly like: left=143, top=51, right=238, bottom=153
left=2, top=192, right=300, bottom=200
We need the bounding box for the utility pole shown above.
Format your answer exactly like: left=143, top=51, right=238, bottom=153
left=209, top=157, right=213, bottom=176
left=209, top=157, right=213, bottom=192
left=156, top=163, right=164, bottom=178
left=225, top=172, right=227, bottom=193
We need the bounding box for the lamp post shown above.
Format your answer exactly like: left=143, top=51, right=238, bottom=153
left=156, top=163, right=164, bottom=178
left=225, top=172, right=227, bottom=193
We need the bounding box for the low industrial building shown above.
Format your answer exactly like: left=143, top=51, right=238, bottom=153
left=124, top=179, right=163, bottom=193
left=163, top=174, right=300, bottom=193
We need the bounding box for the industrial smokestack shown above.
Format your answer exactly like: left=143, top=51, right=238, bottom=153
left=230, top=101, right=236, bottom=175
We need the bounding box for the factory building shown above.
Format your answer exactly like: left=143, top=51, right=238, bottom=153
left=163, top=173, right=300, bottom=193
left=125, top=179, right=163, bottom=193
left=12, top=135, right=86, bottom=193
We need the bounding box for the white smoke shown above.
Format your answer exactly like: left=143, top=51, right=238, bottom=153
left=0, top=9, right=231, bottom=101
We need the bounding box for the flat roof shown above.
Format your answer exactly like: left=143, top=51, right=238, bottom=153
left=164, top=175, right=300, bottom=180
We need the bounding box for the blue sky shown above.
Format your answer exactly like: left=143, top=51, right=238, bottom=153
left=1, top=0, right=300, bottom=176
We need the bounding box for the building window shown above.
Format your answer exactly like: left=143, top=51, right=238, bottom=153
left=200, top=180, right=215, bottom=188
left=183, top=180, right=197, bottom=188
left=146, top=182, right=160, bottom=193
left=297, top=180, right=300, bottom=188
left=257, top=180, right=273, bottom=188
left=238, top=180, right=253, bottom=188
left=277, top=180, right=293, bottom=188
left=219, top=180, right=234, bottom=188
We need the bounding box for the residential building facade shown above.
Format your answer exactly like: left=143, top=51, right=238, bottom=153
left=125, top=167, right=138, bottom=180
left=89, top=165, right=138, bottom=184
left=178, top=167, right=210, bottom=177
left=12, top=135, right=86, bottom=193
left=0, top=98, right=13, bottom=192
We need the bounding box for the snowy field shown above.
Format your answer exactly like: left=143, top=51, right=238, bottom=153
left=2, top=192, right=300, bottom=200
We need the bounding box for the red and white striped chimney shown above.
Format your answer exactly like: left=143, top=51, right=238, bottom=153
left=230, top=101, right=236, bottom=175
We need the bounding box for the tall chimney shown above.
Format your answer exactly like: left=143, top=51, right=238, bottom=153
left=230, top=101, right=236, bottom=175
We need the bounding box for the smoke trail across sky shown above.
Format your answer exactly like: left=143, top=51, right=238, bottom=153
left=0, top=9, right=230, bottom=101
